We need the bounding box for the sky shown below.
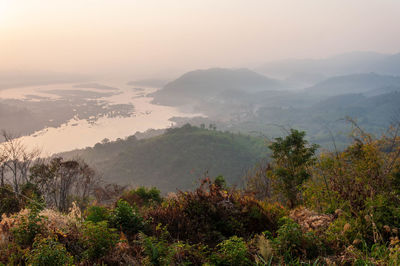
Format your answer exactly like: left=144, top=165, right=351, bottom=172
left=0, top=0, right=400, bottom=79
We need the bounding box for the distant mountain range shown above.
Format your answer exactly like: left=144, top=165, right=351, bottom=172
left=256, top=51, right=400, bottom=79
left=306, top=73, right=400, bottom=96
left=148, top=60, right=400, bottom=149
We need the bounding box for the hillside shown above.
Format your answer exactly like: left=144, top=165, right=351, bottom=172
left=61, top=124, right=268, bottom=192
left=151, top=68, right=282, bottom=106
left=306, top=73, right=400, bottom=96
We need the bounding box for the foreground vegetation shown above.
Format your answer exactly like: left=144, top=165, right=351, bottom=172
left=1, top=122, right=400, bottom=265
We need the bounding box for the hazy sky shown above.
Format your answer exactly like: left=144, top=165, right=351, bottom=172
left=1, top=0, right=400, bottom=78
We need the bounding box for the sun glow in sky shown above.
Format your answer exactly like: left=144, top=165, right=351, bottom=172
left=0, top=0, right=10, bottom=22
left=0, top=0, right=400, bottom=78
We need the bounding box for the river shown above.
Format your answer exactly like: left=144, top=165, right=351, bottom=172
left=0, top=80, right=201, bottom=156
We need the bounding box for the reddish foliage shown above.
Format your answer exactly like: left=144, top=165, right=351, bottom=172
left=147, top=178, right=275, bottom=246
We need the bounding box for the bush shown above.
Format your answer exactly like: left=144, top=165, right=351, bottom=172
left=148, top=178, right=274, bottom=245
left=0, top=243, right=27, bottom=265
left=85, top=205, right=110, bottom=223
left=141, top=234, right=172, bottom=265
left=11, top=201, right=46, bottom=247
left=306, top=132, right=399, bottom=214
left=140, top=225, right=172, bottom=266
left=273, top=217, right=324, bottom=262
left=214, top=175, right=227, bottom=190
left=261, top=202, right=289, bottom=227
left=120, top=186, right=162, bottom=207
left=366, top=194, right=400, bottom=239
left=325, top=214, right=368, bottom=250
left=171, top=242, right=210, bottom=265
left=26, top=236, right=73, bottom=266
left=211, top=236, right=251, bottom=266
left=81, top=221, right=119, bottom=261
left=110, top=200, right=145, bottom=235
left=0, top=186, right=20, bottom=217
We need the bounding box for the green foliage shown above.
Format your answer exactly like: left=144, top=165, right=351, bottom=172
left=305, top=130, right=398, bottom=213
left=273, top=217, right=324, bottom=262
left=261, top=202, right=289, bottom=227
left=304, top=126, right=400, bottom=251
left=81, top=221, right=119, bottom=260
left=0, top=243, right=28, bottom=265
left=142, top=235, right=171, bottom=265
left=110, top=199, right=145, bottom=235
left=11, top=200, right=46, bottom=247
left=85, top=205, right=110, bottom=223
left=0, top=186, right=20, bottom=217
left=325, top=214, right=362, bottom=251
left=171, top=242, right=210, bottom=265
left=268, top=129, right=318, bottom=208
left=211, top=236, right=251, bottom=266
left=365, top=194, right=400, bottom=234
left=2, top=125, right=400, bottom=265
left=214, top=175, right=227, bottom=190
left=61, top=124, right=267, bottom=192
left=120, top=186, right=162, bottom=207
left=26, top=236, right=73, bottom=266
left=140, top=226, right=172, bottom=266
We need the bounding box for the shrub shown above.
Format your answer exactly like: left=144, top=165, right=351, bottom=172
left=0, top=242, right=27, bottom=265
left=254, top=234, right=274, bottom=264
left=110, top=200, right=145, bottom=235
left=11, top=201, right=46, bottom=247
left=0, top=186, right=20, bottom=217
left=26, top=236, right=73, bottom=266
left=85, top=205, right=110, bottom=223
left=148, top=178, right=274, bottom=245
left=306, top=130, right=400, bottom=214
left=274, top=217, right=303, bottom=261
left=214, top=175, right=227, bottom=190
left=211, top=236, right=251, bottom=266
left=141, top=235, right=172, bottom=265
left=273, top=217, right=324, bottom=262
left=326, top=216, right=360, bottom=248
left=365, top=194, right=400, bottom=239
left=261, top=202, right=289, bottom=227
left=0, top=183, right=43, bottom=219
left=120, top=186, right=162, bottom=207
left=81, top=221, right=119, bottom=261
left=140, top=226, right=172, bottom=266
left=171, top=242, right=210, bottom=265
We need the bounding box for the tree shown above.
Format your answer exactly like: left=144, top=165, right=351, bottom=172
left=245, top=159, right=272, bottom=200
left=0, top=131, right=41, bottom=193
left=268, top=129, right=318, bottom=208
left=29, top=157, right=100, bottom=212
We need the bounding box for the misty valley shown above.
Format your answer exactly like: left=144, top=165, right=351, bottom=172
left=1, top=51, right=400, bottom=190
left=1, top=2, right=400, bottom=263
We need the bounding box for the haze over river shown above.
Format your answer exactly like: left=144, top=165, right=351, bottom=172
left=0, top=81, right=200, bottom=156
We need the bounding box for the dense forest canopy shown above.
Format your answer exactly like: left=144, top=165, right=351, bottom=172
left=61, top=124, right=268, bottom=192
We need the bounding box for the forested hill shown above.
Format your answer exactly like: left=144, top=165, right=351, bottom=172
left=151, top=68, right=282, bottom=106
left=60, top=124, right=268, bottom=192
